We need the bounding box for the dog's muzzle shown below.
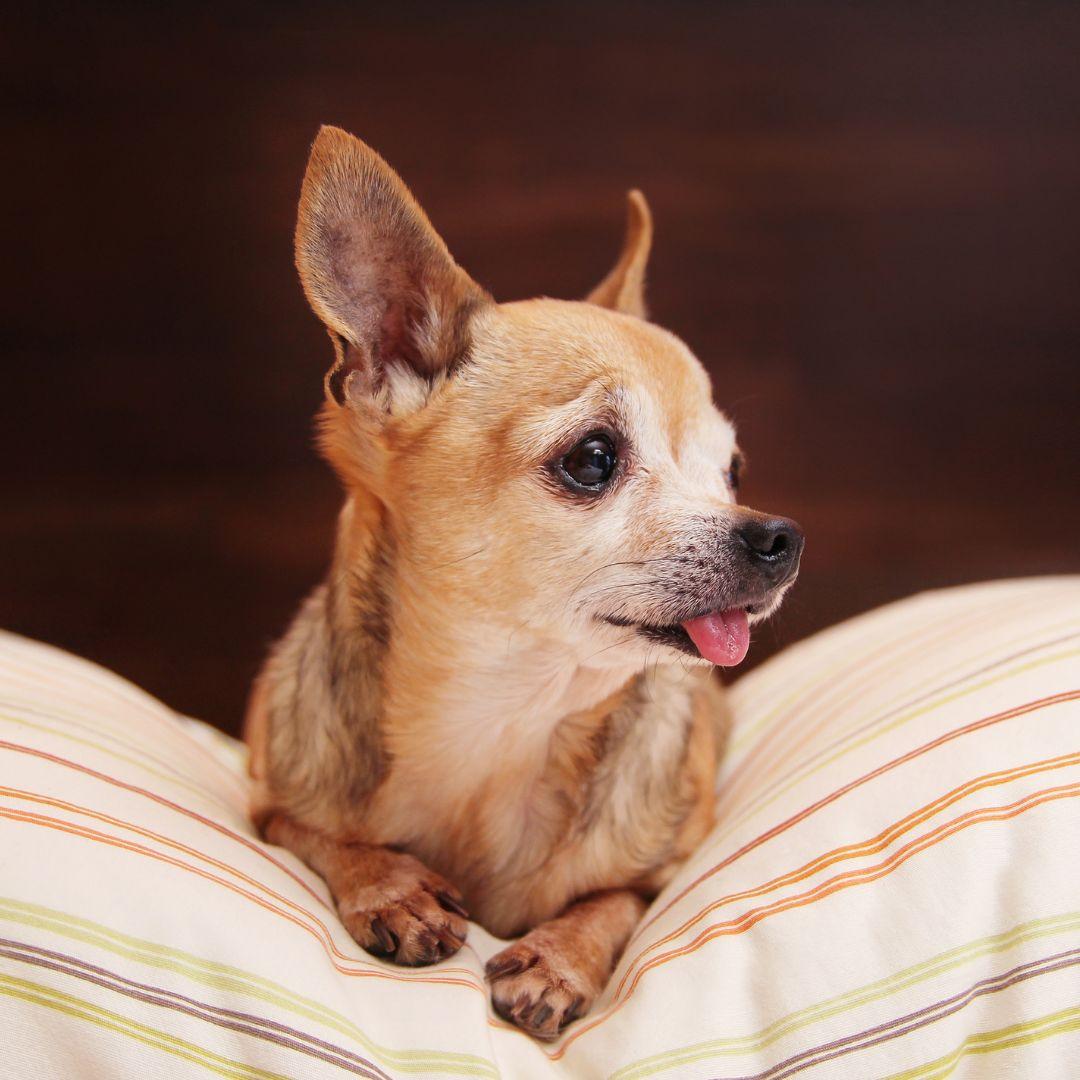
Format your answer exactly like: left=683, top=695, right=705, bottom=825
left=597, top=507, right=804, bottom=666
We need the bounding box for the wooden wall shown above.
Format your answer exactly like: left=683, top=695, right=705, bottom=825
left=4, top=3, right=1078, bottom=733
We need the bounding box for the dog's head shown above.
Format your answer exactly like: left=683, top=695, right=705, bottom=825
left=297, top=126, right=802, bottom=671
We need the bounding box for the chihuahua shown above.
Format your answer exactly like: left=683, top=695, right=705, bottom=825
left=245, top=126, right=803, bottom=1041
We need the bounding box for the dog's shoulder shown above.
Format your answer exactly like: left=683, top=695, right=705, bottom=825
left=253, top=566, right=391, bottom=830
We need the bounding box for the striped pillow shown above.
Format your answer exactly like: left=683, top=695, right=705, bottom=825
left=1, top=576, right=1077, bottom=1078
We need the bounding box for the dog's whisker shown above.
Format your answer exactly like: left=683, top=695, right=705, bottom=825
left=576, top=575, right=672, bottom=605
left=558, top=563, right=670, bottom=620
left=587, top=574, right=669, bottom=590
left=566, top=558, right=670, bottom=598
left=527, top=633, right=641, bottom=703
left=503, top=616, right=536, bottom=659
left=578, top=633, right=640, bottom=664
left=421, top=546, right=489, bottom=572
left=561, top=562, right=682, bottom=617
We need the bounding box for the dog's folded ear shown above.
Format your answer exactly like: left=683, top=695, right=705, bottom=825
left=295, top=126, right=490, bottom=407
left=586, top=190, right=653, bottom=319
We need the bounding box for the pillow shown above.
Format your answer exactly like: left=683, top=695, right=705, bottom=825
left=1, top=576, right=1078, bottom=1078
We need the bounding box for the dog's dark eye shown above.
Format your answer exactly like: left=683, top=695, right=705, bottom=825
left=562, top=434, right=617, bottom=489
left=727, top=453, right=743, bottom=495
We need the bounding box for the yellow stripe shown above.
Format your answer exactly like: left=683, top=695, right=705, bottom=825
left=715, top=646, right=1079, bottom=847
left=0, top=897, right=498, bottom=1077
left=882, top=1004, right=1080, bottom=1080
left=0, top=711, right=239, bottom=814
left=0, top=972, right=291, bottom=1080
left=611, top=911, right=1080, bottom=1078
left=727, top=587, right=1066, bottom=753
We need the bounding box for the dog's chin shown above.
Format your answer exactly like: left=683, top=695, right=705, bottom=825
left=745, top=586, right=790, bottom=625
left=597, top=580, right=795, bottom=669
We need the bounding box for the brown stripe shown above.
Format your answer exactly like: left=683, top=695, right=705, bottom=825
left=721, top=947, right=1080, bottom=1080
left=0, top=737, right=329, bottom=907
left=630, top=690, right=1079, bottom=954
left=0, top=939, right=390, bottom=1079
left=727, top=628, right=1080, bottom=818
left=715, top=596, right=1026, bottom=812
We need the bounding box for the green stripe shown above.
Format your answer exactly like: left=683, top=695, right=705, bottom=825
left=718, top=646, right=1079, bottom=843
left=0, top=710, right=238, bottom=814
left=0, top=972, right=292, bottom=1080
left=728, top=608, right=953, bottom=753
left=0, top=898, right=498, bottom=1077
left=610, top=911, right=1080, bottom=1079
left=882, top=1004, right=1080, bottom=1080
left=726, top=592, right=1071, bottom=752
left=7, top=692, right=248, bottom=792
left=0, top=645, right=248, bottom=780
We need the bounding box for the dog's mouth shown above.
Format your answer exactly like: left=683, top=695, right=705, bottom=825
left=603, top=602, right=769, bottom=666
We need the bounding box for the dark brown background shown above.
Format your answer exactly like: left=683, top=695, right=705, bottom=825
left=3, top=3, right=1078, bottom=736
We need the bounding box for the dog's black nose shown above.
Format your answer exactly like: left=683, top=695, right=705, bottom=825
left=735, top=516, right=804, bottom=584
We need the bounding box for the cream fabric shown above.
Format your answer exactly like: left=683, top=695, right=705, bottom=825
left=1, top=577, right=1078, bottom=1078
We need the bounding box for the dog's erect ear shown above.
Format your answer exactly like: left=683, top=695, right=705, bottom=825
left=296, top=126, right=490, bottom=406
left=586, top=190, right=653, bottom=319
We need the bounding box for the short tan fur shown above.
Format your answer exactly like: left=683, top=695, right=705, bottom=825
left=247, top=126, right=802, bottom=1040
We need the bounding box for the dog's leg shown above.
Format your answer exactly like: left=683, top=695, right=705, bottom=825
left=485, top=889, right=646, bottom=1040
left=264, top=814, right=469, bottom=966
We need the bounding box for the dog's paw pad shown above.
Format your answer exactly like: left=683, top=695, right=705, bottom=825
left=485, top=940, right=595, bottom=1040
left=337, top=861, right=469, bottom=966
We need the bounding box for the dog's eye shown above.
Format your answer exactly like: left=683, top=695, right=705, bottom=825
left=726, top=453, right=743, bottom=495
left=561, top=434, right=617, bottom=490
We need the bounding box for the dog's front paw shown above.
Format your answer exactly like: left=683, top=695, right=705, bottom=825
left=485, top=934, right=598, bottom=1040
left=335, top=849, right=469, bottom=966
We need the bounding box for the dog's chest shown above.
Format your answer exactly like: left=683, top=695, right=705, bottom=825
left=393, top=668, right=710, bottom=935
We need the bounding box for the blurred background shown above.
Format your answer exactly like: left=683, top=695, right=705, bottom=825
left=3, top=3, right=1078, bottom=736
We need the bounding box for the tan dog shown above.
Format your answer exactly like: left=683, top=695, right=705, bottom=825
left=246, top=126, right=803, bottom=1041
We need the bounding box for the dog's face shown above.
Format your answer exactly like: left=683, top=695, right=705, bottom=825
left=298, top=127, right=802, bottom=672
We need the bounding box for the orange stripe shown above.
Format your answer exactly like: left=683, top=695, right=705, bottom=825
left=552, top=782, right=1080, bottom=1059
left=0, top=806, right=486, bottom=995
left=0, top=785, right=339, bottom=935
left=631, top=691, right=1077, bottom=949
left=0, top=739, right=324, bottom=906
left=722, top=589, right=1065, bottom=815
left=632, top=784, right=1080, bottom=988
left=722, top=627, right=1079, bottom=841
left=614, top=751, right=1080, bottom=998
left=0, top=648, right=247, bottom=799
left=724, top=589, right=1046, bottom=777
left=0, top=701, right=244, bottom=815
left=717, top=597, right=1011, bottom=817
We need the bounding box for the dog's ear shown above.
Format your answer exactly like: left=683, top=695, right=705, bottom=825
left=586, top=190, right=652, bottom=318
left=295, top=126, right=490, bottom=406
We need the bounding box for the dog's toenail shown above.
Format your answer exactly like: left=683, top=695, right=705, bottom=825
left=436, top=890, right=470, bottom=918
left=437, top=926, right=464, bottom=951
left=486, top=953, right=526, bottom=979
left=369, top=917, right=397, bottom=956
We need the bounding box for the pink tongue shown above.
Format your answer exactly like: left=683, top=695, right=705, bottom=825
left=681, top=608, right=750, bottom=667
